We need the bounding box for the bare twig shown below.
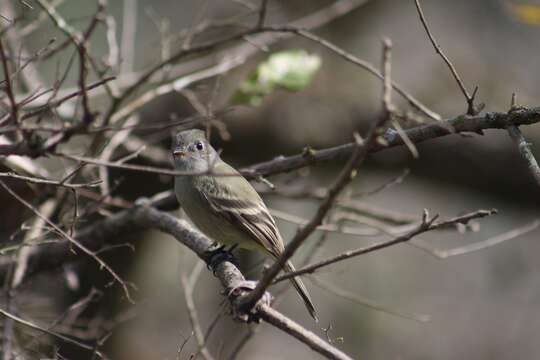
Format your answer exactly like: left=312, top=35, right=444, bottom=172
left=0, top=307, right=103, bottom=357
left=275, top=209, right=497, bottom=282
left=412, top=219, right=539, bottom=258
left=104, top=14, right=120, bottom=70
left=0, top=1, right=46, bottom=91
left=270, top=208, right=379, bottom=237
left=35, top=0, right=82, bottom=43
left=240, top=38, right=395, bottom=313
left=103, top=0, right=373, bottom=124
left=243, top=107, right=540, bottom=178
left=391, top=119, right=419, bottom=158
left=55, top=152, right=240, bottom=177
left=0, top=171, right=100, bottom=188
left=11, top=199, right=57, bottom=288
left=351, top=168, right=409, bottom=198
left=120, top=0, right=137, bottom=74
left=0, top=179, right=134, bottom=303
left=180, top=260, right=215, bottom=360
left=135, top=206, right=352, bottom=359
left=0, top=38, right=19, bottom=135
left=311, top=277, right=430, bottom=322
left=413, top=0, right=476, bottom=115
left=19, top=77, right=116, bottom=122
left=258, top=304, right=352, bottom=360
left=292, top=28, right=439, bottom=120
left=98, top=115, right=139, bottom=195
left=20, top=0, right=66, bottom=37
left=13, top=0, right=371, bottom=112
left=507, top=125, right=540, bottom=187
left=0, top=203, right=352, bottom=359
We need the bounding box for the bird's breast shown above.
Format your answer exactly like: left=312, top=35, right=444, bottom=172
left=174, top=176, right=253, bottom=248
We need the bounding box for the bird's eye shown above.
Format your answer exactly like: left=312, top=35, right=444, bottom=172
left=195, top=141, right=204, bottom=151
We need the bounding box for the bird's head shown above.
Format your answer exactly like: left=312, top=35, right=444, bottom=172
left=172, top=129, right=218, bottom=172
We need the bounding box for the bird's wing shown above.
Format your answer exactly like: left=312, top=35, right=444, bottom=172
left=197, top=161, right=284, bottom=256
left=197, top=162, right=319, bottom=321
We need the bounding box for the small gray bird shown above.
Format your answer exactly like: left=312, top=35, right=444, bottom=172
left=173, top=129, right=317, bottom=321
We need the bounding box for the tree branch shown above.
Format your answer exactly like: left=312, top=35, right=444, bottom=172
left=413, top=0, right=477, bottom=115
left=507, top=125, right=540, bottom=187
left=243, top=107, right=540, bottom=178
left=239, top=38, right=395, bottom=313
left=0, top=203, right=353, bottom=360
left=274, top=209, right=497, bottom=282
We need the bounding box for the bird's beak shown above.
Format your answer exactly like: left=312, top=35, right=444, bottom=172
left=173, top=148, right=188, bottom=157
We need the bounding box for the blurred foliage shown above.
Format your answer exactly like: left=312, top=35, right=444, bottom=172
left=233, top=49, right=321, bottom=106
left=508, top=2, right=540, bottom=25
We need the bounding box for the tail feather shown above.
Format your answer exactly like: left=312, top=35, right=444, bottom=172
left=284, top=261, right=318, bottom=322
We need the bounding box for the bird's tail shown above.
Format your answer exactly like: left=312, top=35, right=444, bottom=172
left=284, top=261, right=318, bottom=322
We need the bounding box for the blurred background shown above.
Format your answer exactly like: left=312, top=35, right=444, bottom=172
left=2, top=0, right=540, bottom=359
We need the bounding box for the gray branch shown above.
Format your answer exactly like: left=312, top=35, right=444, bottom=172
left=0, top=204, right=352, bottom=360
left=507, top=125, right=540, bottom=187
left=243, top=107, right=540, bottom=177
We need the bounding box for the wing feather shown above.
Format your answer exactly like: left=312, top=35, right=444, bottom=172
left=201, top=191, right=284, bottom=255
left=194, top=161, right=284, bottom=255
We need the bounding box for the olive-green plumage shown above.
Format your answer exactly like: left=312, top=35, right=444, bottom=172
left=173, top=129, right=317, bottom=321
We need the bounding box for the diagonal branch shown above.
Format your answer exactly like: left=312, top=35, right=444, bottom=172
left=239, top=38, right=395, bottom=314
left=507, top=125, right=540, bottom=187
left=0, top=200, right=353, bottom=360
left=0, top=179, right=134, bottom=303
left=274, top=209, right=497, bottom=282
left=0, top=38, right=19, bottom=136
left=243, top=106, right=540, bottom=178
left=413, top=0, right=477, bottom=115
left=0, top=307, right=104, bottom=358
left=180, top=261, right=215, bottom=360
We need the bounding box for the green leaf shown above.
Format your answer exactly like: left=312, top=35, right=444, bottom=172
left=233, top=49, right=321, bottom=106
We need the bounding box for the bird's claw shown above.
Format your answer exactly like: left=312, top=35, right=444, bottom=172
left=205, top=245, right=239, bottom=272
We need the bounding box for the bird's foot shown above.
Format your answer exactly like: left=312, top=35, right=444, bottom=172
left=205, top=244, right=239, bottom=271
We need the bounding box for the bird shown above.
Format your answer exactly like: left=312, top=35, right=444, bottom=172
left=172, top=129, right=317, bottom=321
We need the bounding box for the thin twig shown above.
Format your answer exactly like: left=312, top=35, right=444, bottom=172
left=11, top=199, right=57, bottom=288
left=13, top=0, right=371, bottom=111
left=243, top=106, right=540, bottom=178
left=311, top=277, right=430, bottom=322
left=98, top=115, right=139, bottom=195
left=351, top=168, right=409, bottom=198
left=241, top=38, right=395, bottom=313
left=275, top=209, right=496, bottom=282
left=0, top=171, right=101, bottom=188
left=0, top=179, right=134, bottom=303
left=0, top=0, right=47, bottom=91
left=120, top=0, right=137, bottom=74
left=391, top=119, right=419, bottom=158
left=0, top=307, right=103, bottom=357
left=180, top=261, right=215, bottom=360
left=20, top=77, right=116, bottom=122
left=292, top=28, right=439, bottom=120
left=129, top=206, right=353, bottom=359
left=258, top=304, right=352, bottom=360
left=507, top=125, right=540, bottom=187
left=413, top=0, right=476, bottom=115
left=0, top=38, right=19, bottom=137
left=412, top=219, right=539, bottom=258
